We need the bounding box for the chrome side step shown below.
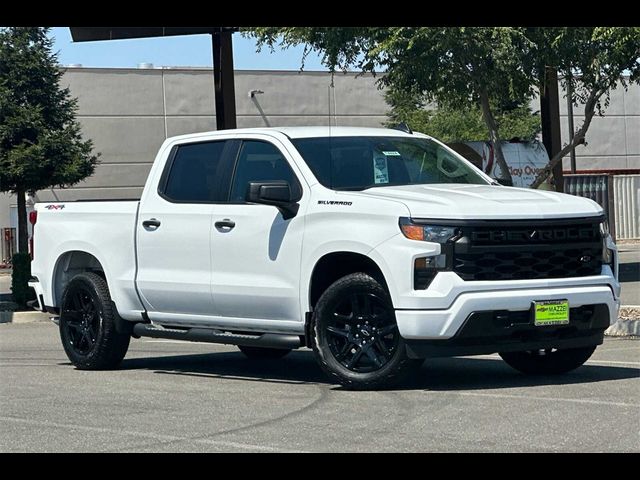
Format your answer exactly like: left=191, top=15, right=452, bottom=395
left=132, top=323, right=303, bottom=350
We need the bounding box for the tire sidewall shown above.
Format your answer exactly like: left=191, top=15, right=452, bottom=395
left=59, top=272, right=131, bottom=370
left=59, top=275, right=107, bottom=367
left=311, top=273, right=414, bottom=389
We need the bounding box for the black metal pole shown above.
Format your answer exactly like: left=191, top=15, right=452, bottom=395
left=540, top=67, right=564, bottom=192
left=211, top=29, right=237, bottom=130
left=566, top=78, right=577, bottom=173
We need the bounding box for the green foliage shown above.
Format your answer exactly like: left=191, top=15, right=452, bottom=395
left=524, top=27, right=640, bottom=187
left=11, top=253, right=34, bottom=306
left=247, top=27, right=640, bottom=186
left=247, top=27, right=535, bottom=107
left=386, top=90, right=541, bottom=143
left=246, top=27, right=539, bottom=182
left=246, top=27, right=379, bottom=73
left=525, top=27, right=640, bottom=114
left=0, top=27, right=98, bottom=195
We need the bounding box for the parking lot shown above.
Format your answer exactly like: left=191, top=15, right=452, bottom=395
left=0, top=321, right=637, bottom=452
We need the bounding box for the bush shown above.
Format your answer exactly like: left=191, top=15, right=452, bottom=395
left=11, top=253, right=35, bottom=306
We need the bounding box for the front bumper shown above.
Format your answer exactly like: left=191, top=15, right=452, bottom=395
left=396, top=283, right=618, bottom=342
left=404, top=304, right=610, bottom=359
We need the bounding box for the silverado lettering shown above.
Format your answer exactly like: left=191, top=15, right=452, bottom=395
left=318, top=200, right=353, bottom=206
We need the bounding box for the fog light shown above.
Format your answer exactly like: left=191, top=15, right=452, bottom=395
left=414, top=255, right=447, bottom=290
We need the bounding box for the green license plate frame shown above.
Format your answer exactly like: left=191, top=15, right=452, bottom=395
left=533, top=300, right=570, bottom=326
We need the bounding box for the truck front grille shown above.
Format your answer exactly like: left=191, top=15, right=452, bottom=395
left=451, top=219, right=603, bottom=281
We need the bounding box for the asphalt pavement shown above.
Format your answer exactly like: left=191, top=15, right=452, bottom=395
left=0, top=322, right=638, bottom=452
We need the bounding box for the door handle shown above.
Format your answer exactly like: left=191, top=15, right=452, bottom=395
left=215, top=219, right=236, bottom=230
left=142, top=218, right=161, bottom=229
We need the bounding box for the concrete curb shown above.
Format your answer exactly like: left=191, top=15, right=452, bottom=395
left=606, top=319, right=640, bottom=337
left=0, top=311, right=52, bottom=325
left=606, top=306, right=640, bottom=337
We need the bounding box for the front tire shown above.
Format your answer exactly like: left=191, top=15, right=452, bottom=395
left=59, top=272, right=130, bottom=370
left=311, top=273, right=421, bottom=390
left=499, top=346, right=596, bottom=375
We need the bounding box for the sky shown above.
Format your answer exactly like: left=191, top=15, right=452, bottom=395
left=49, top=27, right=327, bottom=71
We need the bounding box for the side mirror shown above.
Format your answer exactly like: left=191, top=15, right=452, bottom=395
left=246, top=181, right=300, bottom=220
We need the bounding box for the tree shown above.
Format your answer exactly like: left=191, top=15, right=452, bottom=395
left=248, top=27, right=539, bottom=183
left=525, top=27, right=640, bottom=189
left=386, top=88, right=541, bottom=144
left=0, top=27, right=98, bottom=254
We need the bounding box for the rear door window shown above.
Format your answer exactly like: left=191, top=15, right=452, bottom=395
left=162, top=141, right=228, bottom=203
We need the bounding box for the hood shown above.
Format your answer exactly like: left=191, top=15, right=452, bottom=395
left=352, top=184, right=603, bottom=220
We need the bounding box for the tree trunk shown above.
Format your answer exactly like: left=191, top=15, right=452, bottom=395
left=530, top=86, right=604, bottom=189
left=16, top=188, right=29, bottom=254
left=479, top=89, right=512, bottom=183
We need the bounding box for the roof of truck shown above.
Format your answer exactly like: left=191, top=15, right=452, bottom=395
left=167, top=126, right=430, bottom=143
left=270, top=126, right=421, bottom=139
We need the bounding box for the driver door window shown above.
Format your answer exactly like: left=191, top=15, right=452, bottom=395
left=229, top=140, right=301, bottom=203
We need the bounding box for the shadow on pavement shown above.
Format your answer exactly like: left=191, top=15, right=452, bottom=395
left=120, top=350, right=331, bottom=386
left=398, top=356, right=639, bottom=391
left=115, top=349, right=639, bottom=391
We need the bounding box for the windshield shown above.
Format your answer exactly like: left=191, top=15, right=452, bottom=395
left=291, top=136, right=490, bottom=190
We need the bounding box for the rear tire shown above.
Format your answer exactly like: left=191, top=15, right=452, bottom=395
left=499, top=346, right=596, bottom=375
left=311, top=273, right=422, bottom=390
left=238, top=346, right=291, bottom=359
left=59, top=272, right=130, bottom=370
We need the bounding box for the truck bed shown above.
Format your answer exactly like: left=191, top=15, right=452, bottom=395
left=31, top=200, right=144, bottom=319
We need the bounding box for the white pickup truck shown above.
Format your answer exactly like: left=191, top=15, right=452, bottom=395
left=29, top=127, right=620, bottom=389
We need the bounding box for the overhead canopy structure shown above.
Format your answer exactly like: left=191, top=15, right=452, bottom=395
left=69, top=27, right=238, bottom=42
left=69, top=27, right=239, bottom=130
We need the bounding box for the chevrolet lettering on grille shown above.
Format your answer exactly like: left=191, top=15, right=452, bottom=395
left=472, top=227, right=597, bottom=243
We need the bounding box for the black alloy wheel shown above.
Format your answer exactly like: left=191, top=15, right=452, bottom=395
left=62, top=287, right=101, bottom=356
left=325, top=291, right=399, bottom=373
left=59, top=273, right=130, bottom=370
left=311, top=273, right=422, bottom=390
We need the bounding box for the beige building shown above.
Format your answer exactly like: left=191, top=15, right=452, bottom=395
left=1, top=67, right=638, bottom=259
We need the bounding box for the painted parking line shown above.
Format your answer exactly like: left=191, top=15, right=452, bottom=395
left=585, top=359, right=640, bottom=366
left=471, top=354, right=640, bottom=367
left=431, top=391, right=638, bottom=408
left=593, top=345, right=640, bottom=353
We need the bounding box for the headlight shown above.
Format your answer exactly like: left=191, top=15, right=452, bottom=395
left=600, top=220, right=614, bottom=266
left=399, top=218, right=459, bottom=243
left=601, top=222, right=613, bottom=266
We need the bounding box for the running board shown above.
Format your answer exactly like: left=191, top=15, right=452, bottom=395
left=132, top=323, right=304, bottom=350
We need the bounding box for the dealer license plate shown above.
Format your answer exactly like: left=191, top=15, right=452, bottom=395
left=533, top=300, right=570, bottom=326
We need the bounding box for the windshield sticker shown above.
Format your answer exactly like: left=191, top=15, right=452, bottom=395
left=382, top=151, right=401, bottom=157
left=373, top=155, right=390, bottom=184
